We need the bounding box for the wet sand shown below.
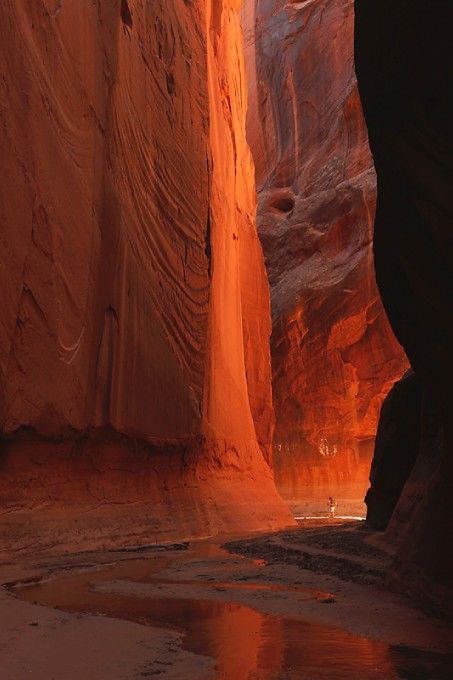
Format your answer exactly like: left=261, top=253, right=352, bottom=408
left=1, top=520, right=452, bottom=679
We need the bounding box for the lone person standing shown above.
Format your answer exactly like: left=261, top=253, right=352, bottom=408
left=328, top=497, right=336, bottom=518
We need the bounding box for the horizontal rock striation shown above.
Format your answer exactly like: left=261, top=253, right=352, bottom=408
left=242, top=0, right=407, bottom=498
left=0, top=0, right=293, bottom=557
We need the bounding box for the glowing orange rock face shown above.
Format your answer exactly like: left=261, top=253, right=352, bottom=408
left=242, top=0, right=408, bottom=498
left=0, top=0, right=293, bottom=554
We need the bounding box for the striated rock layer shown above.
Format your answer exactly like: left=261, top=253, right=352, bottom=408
left=242, top=0, right=407, bottom=499
left=355, top=0, right=453, bottom=615
left=0, top=0, right=293, bottom=557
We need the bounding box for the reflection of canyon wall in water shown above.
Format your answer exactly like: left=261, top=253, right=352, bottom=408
left=0, top=0, right=293, bottom=557
left=193, top=604, right=285, bottom=679
left=242, top=0, right=407, bottom=498
left=188, top=601, right=399, bottom=678
left=20, top=564, right=403, bottom=679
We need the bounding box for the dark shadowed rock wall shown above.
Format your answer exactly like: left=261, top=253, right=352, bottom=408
left=365, top=370, right=422, bottom=531
left=355, top=0, right=453, bottom=615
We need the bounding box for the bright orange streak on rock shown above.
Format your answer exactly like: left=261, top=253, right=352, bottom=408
left=0, top=0, right=293, bottom=557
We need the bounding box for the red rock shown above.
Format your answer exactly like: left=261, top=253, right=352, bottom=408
left=242, top=0, right=408, bottom=499
left=0, top=0, right=293, bottom=556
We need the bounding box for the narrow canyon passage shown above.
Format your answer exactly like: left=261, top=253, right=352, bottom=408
left=0, top=0, right=452, bottom=677
left=242, top=0, right=408, bottom=503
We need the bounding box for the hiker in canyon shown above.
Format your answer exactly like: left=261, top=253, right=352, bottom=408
left=328, top=497, right=337, bottom=518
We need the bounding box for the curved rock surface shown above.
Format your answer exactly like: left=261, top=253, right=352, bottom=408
left=242, top=0, right=407, bottom=498
left=355, top=0, right=453, bottom=615
left=0, top=0, right=293, bottom=556
left=365, top=370, right=422, bottom=531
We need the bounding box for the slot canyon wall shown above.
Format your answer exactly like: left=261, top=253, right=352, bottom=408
left=242, top=0, right=408, bottom=500
left=355, top=0, right=453, bottom=616
left=0, top=0, right=293, bottom=558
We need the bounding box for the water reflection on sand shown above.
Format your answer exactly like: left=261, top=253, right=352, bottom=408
left=14, top=544, right=452, bottom=679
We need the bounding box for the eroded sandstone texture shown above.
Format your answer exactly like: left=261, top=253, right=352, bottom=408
left=355, top=0, right=453, bottom=615
left=0, top=0, right=293, bottom=557
left=242, top=0, right=407, bottom=498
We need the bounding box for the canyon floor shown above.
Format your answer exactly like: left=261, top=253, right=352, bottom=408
left=1, top=519, right=452, bottom=680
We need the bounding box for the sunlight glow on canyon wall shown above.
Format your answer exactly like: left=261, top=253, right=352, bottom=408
left=242, top=0, right=408, bottom=499
left=0, top=0, right=293, bottom=557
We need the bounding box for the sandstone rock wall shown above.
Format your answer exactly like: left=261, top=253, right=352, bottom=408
left=355, top=0, right=453, bottom=615
left=0, top=0, right=293, bottom=557
left=364, top=370, right=422, bottom=531
left=242, top=0, right=407, bottom=498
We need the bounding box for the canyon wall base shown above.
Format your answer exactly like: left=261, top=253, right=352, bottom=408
left=365, top=371, right=421, bottom=531
left=0, top=431, right=291, bottom=560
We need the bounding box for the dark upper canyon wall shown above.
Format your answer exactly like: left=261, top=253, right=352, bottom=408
left=0, top=0, right=293, bottom=557
left=242, top=0, right=408, bottom=498
left=355, top=0, right=453, bottom=615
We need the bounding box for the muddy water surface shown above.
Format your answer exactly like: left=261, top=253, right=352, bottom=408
left=13, top=543, right=452, bottom=680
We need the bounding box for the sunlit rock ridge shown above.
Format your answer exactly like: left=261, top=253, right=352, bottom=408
left=0, top=0, right=293, bottom=556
